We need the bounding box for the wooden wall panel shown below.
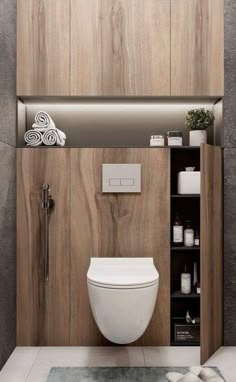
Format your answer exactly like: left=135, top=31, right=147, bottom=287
left=71, top=0, right=170, bottom=96
left=17, top=149, right=70, bottom=345
left=17, top=0, right=70, bottom=95
left=201, top=144, right=223, bottom=363
left=70, top=148, right=170, bottom=345
left=171, top=0, right=224, bottom=96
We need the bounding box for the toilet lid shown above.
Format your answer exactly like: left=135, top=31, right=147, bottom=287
left=87, top=258, right=159, bottom=289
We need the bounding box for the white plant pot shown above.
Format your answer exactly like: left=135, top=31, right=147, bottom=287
left=189, top=130, right=207, bottom=147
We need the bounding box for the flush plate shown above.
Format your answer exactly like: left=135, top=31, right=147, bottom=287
left=102, top=164, right=141, bottom=193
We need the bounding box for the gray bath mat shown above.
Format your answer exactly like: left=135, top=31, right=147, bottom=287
left=47, top=367, right=225, bottom=382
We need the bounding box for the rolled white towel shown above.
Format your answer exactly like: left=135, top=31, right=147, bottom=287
left=32, top=111, right=56, bottom=132
left=24, top=129, right=43, bottom=146
left=42, top=128, right=66, bottom=147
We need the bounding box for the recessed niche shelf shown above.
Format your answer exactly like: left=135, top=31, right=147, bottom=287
left=17, top=97, right=222, bottom=148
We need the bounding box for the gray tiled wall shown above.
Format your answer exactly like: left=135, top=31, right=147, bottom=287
left=0, top=0, right=16, bottom=369
left=224, top=0, right=236, bottom=345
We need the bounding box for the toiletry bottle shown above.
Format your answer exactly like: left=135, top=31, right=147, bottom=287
left=194, top=228, right=200, bottom=247
left=184, top=220, right=194, bottom=247
left=193, top=262, right=198, bottom=291
left=195, top=282, right=201, bottom=295
left=173, top=214, right=183, bottom=246
left=181, top=265, right=191, bottom=294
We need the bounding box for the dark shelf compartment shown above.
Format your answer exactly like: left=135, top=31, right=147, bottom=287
left=171, top=246, right=200, bottom=251
left=170, top=146, right=200, bottom=150
left=171, top=291, right=200, bottom=299
left=171, top=341, right=200, bottom=346
left=171, top=194, right=200, bottom=198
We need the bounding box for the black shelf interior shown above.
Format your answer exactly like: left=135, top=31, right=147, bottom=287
left=171, top=341, right=200, bottom=347
left=171, top=194, right=200, bottom=198
left=171, top=246, right=200, bottom=251
left=171, top=291, right=200, bottom=299
left=170, top=148, right=201, bottom=346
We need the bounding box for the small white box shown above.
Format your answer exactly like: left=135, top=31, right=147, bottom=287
left=177, top=172, right=200, bottom=194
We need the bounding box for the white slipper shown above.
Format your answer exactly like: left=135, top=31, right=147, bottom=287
left=166, top=371, right=203, bottom=382
left=189, top=366, right=224, bottom=382
left=189, top=367, right=204, bottom=376
left=199, top=368, right=224, bottom=382
left=166, top=372, right=183, bottom=382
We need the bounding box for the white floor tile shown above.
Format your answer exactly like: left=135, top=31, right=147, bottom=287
left=0, top=347, right=40, bottom=382
left=143, top=346, right=200, bottom=367
left=26, top=346, right=145, bottom=382
left=204, top=346, right=236, bottom=382
left=77, top=346, right=145, bottom=367
left=0, top=346, right=235, bottom=382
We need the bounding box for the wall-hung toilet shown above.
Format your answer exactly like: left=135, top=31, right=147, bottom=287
left=87, top=257, right=159, bottom=344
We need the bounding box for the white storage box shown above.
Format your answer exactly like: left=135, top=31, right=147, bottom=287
left=177, top=171, right=200, bottom=194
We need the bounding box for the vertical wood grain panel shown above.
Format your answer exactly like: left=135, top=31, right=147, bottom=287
left=71, top=0, right=170, bottom=96
left=201, top=144, right=223, bottom=363
left=171, top=0, right=224, bottom=96
left=17, top=149, right=70, bottom=345
left=17, top=0, right=70, bottom=95
left=70, top=148, right=170, bottom=345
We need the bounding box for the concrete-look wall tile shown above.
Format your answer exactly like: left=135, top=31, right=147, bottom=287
left=224, top=148, right=236, bottom=345
left=0, top=141, right=16, bottom=368
left=224, top=0, right=236, bottom=146
left=0, top=0, right=16, bottom=147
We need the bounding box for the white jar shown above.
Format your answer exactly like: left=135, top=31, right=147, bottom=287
left=184, top=227, right=194, bottom=247
left=150, top=135, right=165, bottom=147
left=181, top=272, right=191, bottom=294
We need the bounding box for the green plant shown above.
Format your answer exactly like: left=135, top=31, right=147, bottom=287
left=185, top=108, right=215, bottom=130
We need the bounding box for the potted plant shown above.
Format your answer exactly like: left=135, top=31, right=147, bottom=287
left=185, top=108, right=215, bottom=146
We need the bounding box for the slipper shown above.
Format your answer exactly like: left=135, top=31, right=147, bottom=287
left=189, top=367, right=224, bottom=382
left=199, top=368, right=224, bottom=382
left=166, top=371, right=203, bottom=382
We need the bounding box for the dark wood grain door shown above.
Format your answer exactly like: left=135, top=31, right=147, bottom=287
left=70, top=148, right=170, bottom=345
left=201, top=144, right=223, bottom=364
left=17, top=148, right=70, bottom=345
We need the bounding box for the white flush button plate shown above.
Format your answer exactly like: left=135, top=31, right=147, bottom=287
left=102, top=164, right=141, bottom=193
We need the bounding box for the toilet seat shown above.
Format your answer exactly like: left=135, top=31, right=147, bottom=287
left=87, top=257, right=159, bottom=289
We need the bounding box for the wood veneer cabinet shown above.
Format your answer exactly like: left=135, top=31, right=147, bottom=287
left=16, top=0, right=224, bottom=96
left=171, top=0, right=224, bottom=96
left=17, top=148, right=170, bottom=346
left=17, top=0, right=70, bottom=96
left=17, top=149, right=70, bottom=345
left=70, top=0, right=170, bottom=96
left=16, top=146, right=222, bottom=362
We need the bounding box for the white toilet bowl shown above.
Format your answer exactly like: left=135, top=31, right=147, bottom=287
left=87, top=257, right=159, bottom=344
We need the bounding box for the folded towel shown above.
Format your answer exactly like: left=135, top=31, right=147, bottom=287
left=32, top=111, right=56, bottom=132
left=166, top=372, right=203, bottom=382
left=42, top=128, right=66, bottom=147
left=24, top=130, right=43, bottom=146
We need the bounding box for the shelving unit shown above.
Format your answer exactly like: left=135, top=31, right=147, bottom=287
left=170, top=147, right=201, bottom=346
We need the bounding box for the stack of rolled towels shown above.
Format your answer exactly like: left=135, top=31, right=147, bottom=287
left=24, top=111, right=66, bottom=147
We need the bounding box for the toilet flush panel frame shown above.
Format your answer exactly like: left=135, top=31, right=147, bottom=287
left=102, top=164, right=141, bottom=193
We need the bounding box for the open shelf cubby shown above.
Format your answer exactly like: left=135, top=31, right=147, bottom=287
left=170, top=147, right=201, bottom=346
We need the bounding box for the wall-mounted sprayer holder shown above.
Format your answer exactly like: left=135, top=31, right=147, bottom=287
left=41, top=183, right=55, bottom=283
